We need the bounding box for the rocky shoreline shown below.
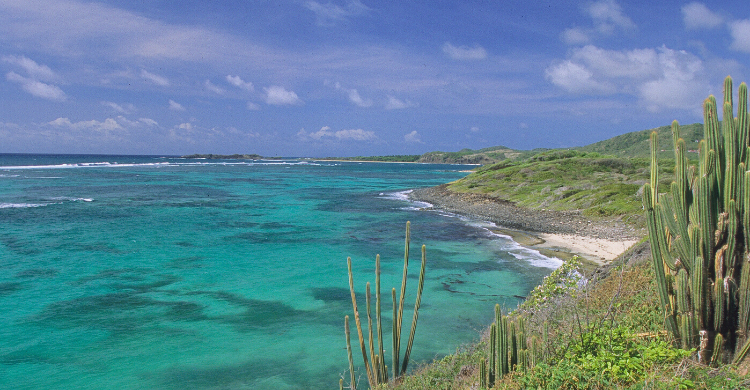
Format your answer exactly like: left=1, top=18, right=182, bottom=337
left=409, top=184, right=644, bottom=242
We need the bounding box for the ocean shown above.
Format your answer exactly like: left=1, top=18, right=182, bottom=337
left=0, top=155, right=560, bottom=389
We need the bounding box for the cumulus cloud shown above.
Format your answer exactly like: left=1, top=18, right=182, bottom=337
left=299, top=126, right=377, bottom=141
left=140, top=69, right=169, bottom=86
left=204, top=80, right=225, bottom=94
left=729, top=19, right=750, bottom=53
left=226, top=75, right=254, bottom=91
left=442, top=42, right=488, bottom=60
left=6, top=71, right=67, bottom=101
left=682, top=3, right=723, bottom=30
left=47, top=117, right=125, bottom=134
left=246, top=101, right=261, bottom=110
left=546, top=44, right=709, bottom=112
left=404, top=130, right=423, bottom=143
left=385, top=95, right=415, bottom=110
left=264, top=86, right=302, bottom=105
left=169, top=99, right=185, bottom=111
left=304, top=0, right=370, bottom=26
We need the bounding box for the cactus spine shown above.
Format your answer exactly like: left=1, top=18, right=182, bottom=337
left=645, top=76, right=750, bottom=363
left=343, top=222, right=427, bottom=388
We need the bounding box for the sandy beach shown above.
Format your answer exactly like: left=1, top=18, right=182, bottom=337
left=408, top=184, right=644, bottom=265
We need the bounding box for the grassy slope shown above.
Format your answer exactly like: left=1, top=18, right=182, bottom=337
left=367, top=122, right=750, bottom=389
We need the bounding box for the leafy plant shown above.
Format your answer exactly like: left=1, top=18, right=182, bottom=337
left=519, top=256, right=582, bottom=313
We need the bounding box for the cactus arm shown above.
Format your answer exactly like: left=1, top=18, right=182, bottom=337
left=391, top=288, right=398, bottom=379
left=365, top=282, right=376, bottom=386
left=401, top=245, right=426, bottom=374
left=345, top=316, right=357, bottom=390
left=393, top=222, right=411, bottom=378
left=347, top=257, right=374, bottom=385
left=375, top=254, right=386, bottom=384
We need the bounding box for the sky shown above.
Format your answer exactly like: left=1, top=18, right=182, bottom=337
left=1, top=0, right=749, bottom=157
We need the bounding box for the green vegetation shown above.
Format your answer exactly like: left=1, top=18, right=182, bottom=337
left=416, top=146, right=536, bottom=165
left=344, top=222, right=427, bottom=389
left=644, top=77, right=750, bottom=364
left=577, top=122, right=704, bottom=160
left=448, top=150, right=653, bottom=220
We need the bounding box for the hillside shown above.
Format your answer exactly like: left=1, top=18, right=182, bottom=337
left=415, top=146, right=537, bottom=164
left=576, top=122, right=703, bottom=159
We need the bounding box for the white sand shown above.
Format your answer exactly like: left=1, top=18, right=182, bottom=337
left=535, top=233, right=639, bottom=265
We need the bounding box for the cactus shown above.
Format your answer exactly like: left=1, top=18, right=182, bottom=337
left=485, top=305, right=529, bottom=387
left=645, top=76, right=750, bottom=363
left=479, top=357, right=487, bottom=389
left=343, top=221, right=427, bottom=387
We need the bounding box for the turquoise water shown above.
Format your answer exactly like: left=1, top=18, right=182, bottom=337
left=0, top=155, right=559, bottom=389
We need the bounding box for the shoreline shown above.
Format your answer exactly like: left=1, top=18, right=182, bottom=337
left=408, top=184, right=644, bottom=266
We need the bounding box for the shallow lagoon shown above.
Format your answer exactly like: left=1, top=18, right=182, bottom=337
left=0, top=156, right=558, bottom=389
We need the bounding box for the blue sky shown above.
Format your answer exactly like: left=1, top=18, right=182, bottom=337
left=1, top=0, right=749, bottom=156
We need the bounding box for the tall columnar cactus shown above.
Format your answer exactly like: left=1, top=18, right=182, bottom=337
left=343, top=221, right=427, bottom=388
left=485, top=304, right=531, bottom=387
left=644, top=76, right=750, bottom=364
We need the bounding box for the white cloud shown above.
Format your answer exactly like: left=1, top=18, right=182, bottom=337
left=226, top=75, right=254, bottom=91
left=334, top=82, right=372, bottom=107
left=169, top=99, right=185, bottom=111
left=6, top=71, right=67, bottom=101
left=264, top=86, right=302, bottom=105
left=304, top=0, right=370, bottom=26
left=299, top=126, right=377, bottom=141
left=442, top=42, right=488, bottom=60
left=139, top=118, right=158, bottom=126
left=2, top=55, right=59, bottom=81
left=307, top=126, right=334, bottom=140
left=385, top=95, right=415, bottom=110
left=177, top=122, right=193, bottom=131
left=102, top=101, right=135, bottom=114
left=586, top=0, right=635, bottom=34
left=561, top=27, right=591, bottom=45
left=470, top=126, right=481, bottom=132
left=729, top=19, right=750, bottom=53
left=546, top=45, right=709, bottom=112
left=404, top=130, right=423, bottom=143
left=3, top=55, right=66, bottom=101
left=48, top=117, right=124, bottom=132
left=335, top=128, right=376, bottom=141
left=545, top=61, right=613, bottom=94
left=140, top=69, right=169, bottom=86
left=347, top=89, right=372, bottom=107
left=682, top=3, right=723, bottom=30
left=561, top=0, right=635, bottom=45
left=204, top=80, right=225, bottom=94
left=246, top=101, right=261, bottom=110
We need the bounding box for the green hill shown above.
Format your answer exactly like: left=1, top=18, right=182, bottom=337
left=576, top=122, right=703, bottom=159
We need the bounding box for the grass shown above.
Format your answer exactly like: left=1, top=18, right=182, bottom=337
left=377, top=247, right=750, bottom=390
